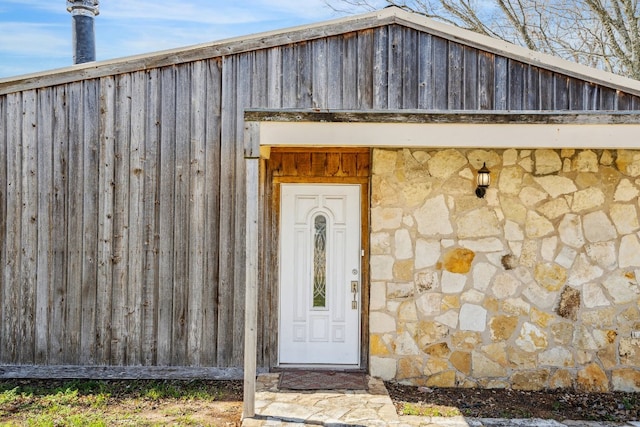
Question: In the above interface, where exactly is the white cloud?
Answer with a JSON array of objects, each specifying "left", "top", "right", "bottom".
[
  {"left": 1, "top": 0, "right": 66, "bottom": 14},
  {"left": 100, "top": 0, "right": 267, "bottom": 24},
  {"left": 0, "top": 23, "right": 68, "bottom": 56},
  {"left": 0, "top": 0, "right": 362, "bottom": 77}
]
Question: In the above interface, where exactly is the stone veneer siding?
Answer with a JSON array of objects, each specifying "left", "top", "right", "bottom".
[{"left": 369, "top": 148, "right": 640, "bottom": 392}]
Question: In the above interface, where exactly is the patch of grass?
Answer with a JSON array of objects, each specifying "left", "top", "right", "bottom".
[
  {"left": 401, "top": 402, "right": 462, "bottom": 417},
  {"left": 0, "top": 379, "right": 242, "bottom": 426},
  {"left": 622, "top": 396, "right": 636, "bottom": 410}
]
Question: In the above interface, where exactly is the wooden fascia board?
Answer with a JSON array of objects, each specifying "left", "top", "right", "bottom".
[{"left": 245, "top": 110, "right": 640, "bottom": 150}]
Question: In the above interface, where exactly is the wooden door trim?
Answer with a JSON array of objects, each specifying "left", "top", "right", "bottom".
[{"left": 266, "top": 148, "right": 371, "bottom": 370}]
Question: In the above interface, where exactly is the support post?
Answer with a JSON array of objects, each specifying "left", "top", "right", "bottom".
[{"left": 243, "top": 122, "right": 260, "bottom": 419}]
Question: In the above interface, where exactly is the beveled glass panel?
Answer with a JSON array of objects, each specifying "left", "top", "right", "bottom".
[{"left": 313, "top": 215, "right": 327, "bottom": 308}]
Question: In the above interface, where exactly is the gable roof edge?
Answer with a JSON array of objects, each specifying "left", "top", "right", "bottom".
[
  {"left": 390, "top": 8, "right": 640, "bottom": 97},
  {"left": 1, "top": 6, "right": 639, "bottom": 97},
  {"left": 0, "top": 8, "right": 400, "bottom": 95}
]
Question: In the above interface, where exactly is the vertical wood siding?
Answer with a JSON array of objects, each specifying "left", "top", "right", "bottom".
[{"left": 0, "top": 25, "right": 638, "bottom": 370}]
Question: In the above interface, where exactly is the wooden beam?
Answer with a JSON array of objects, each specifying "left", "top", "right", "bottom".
[
  {"left": 0, "top": 365, "right": 252, "bottom": 380},
  {"left": 245, "top": 110, "right": 640, "bottom": 150},
  {"left": 245, "top": 109, "right": 640, "bottom": 125},
  {"left": 243, "top": 155, "right": 259, "bottom": 419}
]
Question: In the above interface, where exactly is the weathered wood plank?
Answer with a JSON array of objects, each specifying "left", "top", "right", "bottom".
[
  {"left": 96, "top": 76, "right": 116, "bottom": 365},
  {"left": 555, "top": 74, "right": 570, "bottom": 110},
  {"left": 447, "top": 42, "right": 463, "bottom": 109},
  {"left": 402, "top": 27, "right": 418, "bottom": 108},
  {"left": 172, "top": 63, "right": 191, "bottom": 365},
  {"left": 539, "top": 69, "right": 554, "bottom": 110},
  {"left": 387, "top": 25, "right": 403, "bottom": 110},
  {"left": 508, "top": 60, "right": 525, "bottom": 109},
  {"left": 0, "top": 365, "right": 250, "bottom": 380},
  {"left": 80, "top": 80, "right": 100, "bottom": 365},
  {"left": 252, "top": 51, "right": 268, "bottom": 109},
  {"left": 525, "top": 66, "right": 539, "bottom": 110},
  {"left": 599, "top": 87, "right": 616, "bottom": 110},
  {"left": 126, "top": 71, "right": 147, "bottom": 366},
  {"left": 188, "top": 61, "right": 206, "bottom": 366},
  {"left": 357, "top": 29, "right": 374, "bottom": 109},
  {"left": 266, "top": 47, "right": 282, "bottom": 109},
  {"left": 233, "top": 52, "right": 252, "bottom": 366},
  {"left": 0, "top": 94, "right": 6, "bottom": 362},
  {"left": 281, "top": 45, "right": 297, "bottom": 107},
  {"left": 243, "top": 156, "right": 260, "bottom": 418},
  {"left": 20, "top": 89, "right": 37, "bottom": 364},
  {"left": 432, "top": 36, "right": 448, "bottom": 109},
  {"left": 157, "top": 66, "right": 177, "bottom": 366},
  {"left": 217, "top": 56, "right": 236, "bottom": 366},
  {"left": 477, "top": 51, "right": 494, "bottom": 110},
  {"left": 327, "top": 36, "right": 343, "bottom": 109},
  {"left": 342, "top": 33, "right": 358, "bottom": 109},
  {"left": 49, "top": 85, "right": 68, "bottom": 365},
  {"left": 201, "top": 58, "right": 222, "bottom": 366},
  {"left": 35, "top": 89, "right": 53, "bottom": 364},
  {"left": 141, "top": 68, "right": 161, "bottom": 366},
  {"left": 297, "top": 43, "right": 313, "bottom": 108},
  {"left": 262, "top": 161, "right": 278, "bottom": 368},
  {"left": 417, "top": 32, "right": 433, "bottom": 109},
  {"left": 569, "top": 79, "right": 584, "bottom": 110},
  {"left": 2, "top": 93, "right": 21, "bottom": 363},
  {"left": 463, "top": 46, "right": 478, "bottom": 110},
  {"left": 373, "top": 26, "right": 389, "bottom": 109},
  {"left": 66, "top": 82, "right": 84, "bottom": 364},
  {"left": 312, "top": 39, "right": 329, "bottom": 109},
  {"left": 494, "top": 56, "right": 508, "bottom": 110},
  {"left": 111, "top": 73, "right": 132, "bottom": 365},
  {"left": 616, "top": 91, "right": 632, "bottom": 110},
  {"left": 584, "top": 83, "right": 598, "bottom": 110}
]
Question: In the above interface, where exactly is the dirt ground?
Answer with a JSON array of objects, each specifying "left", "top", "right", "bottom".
[
  {"left": 386, "top": 382, "right": 640, "bottom": 422},
  {"left": 3, "top": 379, "right": 639, "bottom": 425}
]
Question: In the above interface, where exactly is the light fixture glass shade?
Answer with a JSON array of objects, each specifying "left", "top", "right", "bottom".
[
  {"left": 477, "top": 162, "right": 490, "bottom": 187},
  {"left": 475, "top": 162, "right": 490, "bottom": 198}
]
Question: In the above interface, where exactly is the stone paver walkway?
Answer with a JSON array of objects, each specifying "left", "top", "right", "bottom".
[{"left": 241, "top": 373, "right": 638, "bottom": 427}]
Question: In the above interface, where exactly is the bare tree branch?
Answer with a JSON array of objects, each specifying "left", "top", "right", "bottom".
[{"left": 323, "top": 0, "right": 640, "bottom": 79}]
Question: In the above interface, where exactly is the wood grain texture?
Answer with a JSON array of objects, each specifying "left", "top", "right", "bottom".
[{"left": 0, "top": 24, "right": 639, "bottom": 375}]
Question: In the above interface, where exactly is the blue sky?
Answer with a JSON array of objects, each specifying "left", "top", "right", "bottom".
[{"left": 0, "top": 0, "right": 379, "bottom": 78}]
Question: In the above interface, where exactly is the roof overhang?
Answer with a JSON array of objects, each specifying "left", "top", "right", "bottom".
[{"left": 245, "top": 110, "right": 640, "bottom": 151}]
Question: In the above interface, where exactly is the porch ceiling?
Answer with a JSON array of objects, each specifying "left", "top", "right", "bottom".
[{"left": 244, "top": 110, "right": 640, "bottom": 150}]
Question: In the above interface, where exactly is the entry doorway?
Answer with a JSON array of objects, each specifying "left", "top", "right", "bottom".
[{"left": 278, "top": 184, "right": 362, "bottom": 365}]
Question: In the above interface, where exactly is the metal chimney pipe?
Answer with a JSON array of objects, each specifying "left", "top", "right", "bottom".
[{"left": 66, "top": 0, "right": 99, "bottom": 64}]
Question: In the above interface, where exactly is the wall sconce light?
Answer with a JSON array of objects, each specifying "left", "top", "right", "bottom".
[{"left": 475, "top": 162, "right": 490, "bottom": 198}]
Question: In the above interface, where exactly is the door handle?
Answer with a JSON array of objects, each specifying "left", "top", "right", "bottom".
[{"left": 351, "top": 281, "right": 358, "bottom": 309}]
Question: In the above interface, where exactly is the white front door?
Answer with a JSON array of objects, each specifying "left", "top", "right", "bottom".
[{"left": 279, "top": 184, "right": 361, "bottom": 365}]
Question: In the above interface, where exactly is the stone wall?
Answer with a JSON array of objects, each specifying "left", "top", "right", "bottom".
[{"left": 369, "top": 148, "right": 640, "bottom": 392}]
